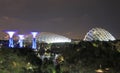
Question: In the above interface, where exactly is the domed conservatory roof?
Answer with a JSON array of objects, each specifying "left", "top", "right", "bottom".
[
  {"left": 24, "top": 32, "right": 71, "bottom": 43},
  {"left": 84, "top": 28, "right": 116, "bottom": 41}
]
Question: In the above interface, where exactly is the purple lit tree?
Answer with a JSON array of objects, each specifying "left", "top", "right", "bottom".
[
  {"left": 31, "top": 32, "right": 38, "bottom": 49},
  {"left": 6, "top": 31, "right": 16, "bottom": 48},
  {"left": 18, "top": 35, "right": 24, "bottom": 48}
]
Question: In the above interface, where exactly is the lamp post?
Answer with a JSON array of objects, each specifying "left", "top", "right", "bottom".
[
  {"left": 31, "top": 32, "right": 38, "bottom": 49},
  {"left": 18, "top": 34, "right": 24, "bottom": 48},
  {"left": 6, "top": 31, "right": 15, "bottom": 48}
]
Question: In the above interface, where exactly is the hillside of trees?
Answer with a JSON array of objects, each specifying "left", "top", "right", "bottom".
[
  {"left": 61, "top": 40, "right": 120, "bottom": 73},
  {"left": 0, "top": 40, "right": 119, "bottom": 73}
]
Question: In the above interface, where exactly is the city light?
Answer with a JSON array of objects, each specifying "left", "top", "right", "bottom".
[
  {"left": 6, "top": 31, "right": 16, "bottom": 48},
  {"left": 84, "top": 28, "right": 116, "bottom": 41},
  {"left": 18, "top": 34, "right": 24, "bottom": 48},
  {"left": 31, "top": 32, "right": 38, "bottom": 49},
  {"left": 31, "top": 32, "right": 38, "bottom": 38}
]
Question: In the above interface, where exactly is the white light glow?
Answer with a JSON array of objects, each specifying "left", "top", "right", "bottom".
[
  {"left": 25, "top": 32, "right": 71, "bottom": 43},
  {"left": 31, "top": 32, "right": 38, "bottom": 38},
  {"left": 6, "top": 31, "right": 16, "bottom": 48},
  {"left": 84, "top": 28, "right": 116, "bottom": 41},
  {"left": 18, "top": 35, "right": 24, "bottom": 48},
  {"left": 6, "top": 31, "right": 15, "bottom": 38},
  {"left": 18, "top": 35, "right": 24, "bottom": 40}
]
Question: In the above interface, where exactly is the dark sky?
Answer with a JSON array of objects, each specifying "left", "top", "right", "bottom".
[{"left": 0, "top": 0, "right": 119, "bottom": 39}]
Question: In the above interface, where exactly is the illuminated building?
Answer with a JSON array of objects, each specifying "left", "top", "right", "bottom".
[
  {"left": 6, "top": 31, "right": 15, "bottom": 48},
  {"left": 84, "top": 28, "right": 116, "bottom": 41},
  {"left": 25, "top": 32, "right": 71, "bottom": 43}
]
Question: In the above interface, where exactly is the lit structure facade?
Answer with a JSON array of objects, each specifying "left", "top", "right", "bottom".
[
  {"left": 25, "top": 32, "right": 71, "bottom": 43},
  {"left": 31, "top": 32, "right": 38, "bottom": 49},
  {"left": 18, "top": 35, "right": 24, "bottom": 48},
  {"left": 84, "top": 28, "right": 116, "bottom": 41},
  {"left": 6, "top": 31, "right": 15, "bottom": 48}
]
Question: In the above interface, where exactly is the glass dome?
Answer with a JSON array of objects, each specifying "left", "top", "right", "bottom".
[
  {"left": 25, "top": 32, "right": 71, "bottom": 43},
  {"left": 84, "top": 28, "right": 116, "bottom": 41}
]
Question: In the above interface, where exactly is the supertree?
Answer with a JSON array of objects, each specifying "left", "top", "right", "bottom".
[
  {"left": 31, "top": 32, "right": 38, "bottom": 49},
  {"left": 6, "top": 31, "right": 16, "bottom": 48},
  {"left": 18, "top": 34, "right": 24, "bottom": 48}
]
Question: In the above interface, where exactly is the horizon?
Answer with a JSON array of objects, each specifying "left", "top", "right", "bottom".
[{"left": 0, "top": 30, "right": 118, "bottom": 40}]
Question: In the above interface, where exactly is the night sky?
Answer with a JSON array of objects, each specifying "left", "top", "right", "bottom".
[{"left": 0, "top": 0, "right": 119, "bottom": 39}]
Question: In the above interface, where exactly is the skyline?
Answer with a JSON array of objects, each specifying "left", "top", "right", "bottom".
[{"left": 0, "top": 0, "right": 119, "bottom": 39}]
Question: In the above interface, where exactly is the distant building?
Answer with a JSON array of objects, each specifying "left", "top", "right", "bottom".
[
  {"left": 24, "top": 32, "right": 71, "bottom": 43},
  {"left": 84, "top": 28, "right": 116, "bottom": 41}
]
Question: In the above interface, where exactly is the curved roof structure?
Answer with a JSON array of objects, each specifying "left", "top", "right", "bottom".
[
  {"left": 25, "top": 32, "right": 71, "bottom": 43},
  {"left": 84, "top": 28, "right": 116, "bottom": 41}
]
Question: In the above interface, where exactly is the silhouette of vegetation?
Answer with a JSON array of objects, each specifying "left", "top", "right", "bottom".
[
  {"left": 0, "top": 40, "right": 119, "bottom": 73},
  {"left": 62, "top": 40, "right": 120, "bottom": 73}
]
